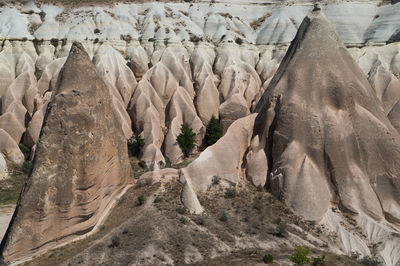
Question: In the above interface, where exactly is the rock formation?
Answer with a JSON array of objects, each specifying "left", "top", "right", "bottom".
[
  {"left": 179, "top": 9, "right": 400, "bottom": 266},
  {"left": 0, "top": 43, "right": 131, "bottom": 263}
]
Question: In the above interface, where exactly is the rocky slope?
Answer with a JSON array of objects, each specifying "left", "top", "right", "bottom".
[
  {"left": 0, "top": 0, "right": 399, "bottom": 169},
  {"left": 177, "top": 8, "right": 400, "bottom": 266}
]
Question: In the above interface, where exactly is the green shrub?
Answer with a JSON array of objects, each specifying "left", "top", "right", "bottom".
[
  {"left": 176, "top": 206, "right": 186, "bottom": 214},
  {"left": 137, "top": 195, "right": 145, "bottom": 206},
  {"left": 235, "top": 37, "right": 244, "bottom": 45},
  {"left": 204, "top": 115, "right": 223, "bottom": 147},
  {"left": 312, "top": 255, "right": 325, "bottom": 265},
  {"left": 18, "top": 143, "right": 31, "bottom": 161},
  {"left": 111, "top": 235, "right": 121, "bottom": 248},
  {"left": 219, "top": 211, "right": 228, "bottom": 222},
  {"left": 360, "top": 256, "right": 383, "bottom": 266},
  {"left": 290, "top": 246, "right": 311, "bottom": 266},
  {"left": 276, "top": 221, "right": 288, "bottom": 237},
  {"left": 176, "top": 123, "right": 196, "bottom": 157},
  {"left": 224, "top": 187, "right": 237, "bottom": 198},
  {"left": 127, "top": 134, "right": 145, "bottom": 157},
  {"left": 263, "top": 254, "right": 274, "bottom": 264},
  {"left": 22, "top": 161, "right": 33, "bottom": 174},
  {"left": 253, "top": 196, "right": 263, "bottom": 211},
  {"left": 212, "top": 175, "right": 220, "bottom": 185}
]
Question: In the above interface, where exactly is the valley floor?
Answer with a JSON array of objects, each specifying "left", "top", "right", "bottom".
[{"left": 24, "top": 176, "right": 361, "bottom": 266}]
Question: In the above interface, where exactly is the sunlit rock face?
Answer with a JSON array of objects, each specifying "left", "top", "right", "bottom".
[
  {"left": 177, "top": 9, "right": 400, "bottom": 266},
  {"left": 0, "top": 43, "right": 132, "bottom": 263}
]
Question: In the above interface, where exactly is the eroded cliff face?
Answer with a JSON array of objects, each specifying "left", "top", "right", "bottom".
[
  {"left": 176, "top": 9, "right": 400, "bottom": 266},
  {"left": 0, "top": 0, "right": 399, "bottom": 169},
  {"left": 0, "top": 42, "right": 132, "bottom": 263}
]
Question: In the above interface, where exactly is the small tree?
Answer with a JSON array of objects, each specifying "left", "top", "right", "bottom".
[
  {"left": 127, "top": 134, "right": 145, "bottom": 157},
  {"left": 204, "top": 115, "right": 222, "bottom": 147},
  {"left": 177, "top": 123, "right": 196, "bottom": 157}
]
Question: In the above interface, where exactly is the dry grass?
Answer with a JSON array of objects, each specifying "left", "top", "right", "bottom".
[
  {"left": 250, "top": 13, "right": 271, "bottom": 30},
  {"left": 0, "top": 166, "right": 27, "bottom": 206}
]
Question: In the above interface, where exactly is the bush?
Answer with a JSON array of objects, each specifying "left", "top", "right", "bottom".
[
  {"left": 22, "top": 161, "right": 33, "bottom": 174},
  {"left": 212, "top": 175, "right": 220, "bottom": 185},
  {"left": 263, "top": 254, "right": 274, "bottom": 264},
  {"left": 290, "top": 246, "right": 311, "bottom": 266},
  {"left": 137, "top": 195, "right": 145, "bottom": 206},
  {"left": 253, "top": 196, "right": 263, "bottom": 211},
  {"left": 204, "top": 115, "right": 223, "bottom": 147},
  {"left": 275, "top": 220, "right": 288, "bottom": 237},
  {"left": 235, "top": 37, "right": 244, "bottom": 45},
  {"left": 224, "top": 187, "right": 237, "bottom": 198},
  {"left": 360, "top": 256, "right": 383, "bottom": 266},
  {"left": 219, "top": 211, "right": 228, "bottom": 222},
  {"left": 18, "top": 143, "right": 31, "bottom": 161},
  {"left": 176, "top": 206, "right": 186, "bottom": 214},
  {"left": 312, "top": 255, "right": 325, "bottom": 266},
  {"left": 127, "top": 134, "right": 145, "bottom": 157},
  {"left": 176, "top": 123, "right": 196, "bottom": 157},
  {"left": 110, "top": 235, "right": 121, "bottom": 248}
]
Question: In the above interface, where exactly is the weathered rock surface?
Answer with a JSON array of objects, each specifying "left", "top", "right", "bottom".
[
  {"left": 0, "top": 42, "right": 131, "bottom": 263},
  {"left": 179, "top": 9, "right": 400, "bottom": 266}
]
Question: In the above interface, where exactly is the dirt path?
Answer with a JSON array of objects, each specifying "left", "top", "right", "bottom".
[{"left": 0, "top": 205, "right": 15, "bottom": 241}]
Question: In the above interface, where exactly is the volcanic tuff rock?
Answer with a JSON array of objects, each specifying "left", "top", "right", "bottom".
[
  {"left": 1, "top": 1, "right": 400, "bottom": 169},
  {"left": 178, "top": 9, "right": 400, "bottom": 266},
  {"left": 0, "top": 42, "right": 131, "bottom": 263}
]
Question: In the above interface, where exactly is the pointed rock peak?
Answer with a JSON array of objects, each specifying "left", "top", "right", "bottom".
[
  {"left": 252, "top": 0, "right": 400, "bottom": 227},
  {"left": 1, "top": 39, "right": 131, "bottom": 262}
]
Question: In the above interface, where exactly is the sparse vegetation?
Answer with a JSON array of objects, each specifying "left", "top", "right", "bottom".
[
  {"left": 235, "top": 37, "right": 244, "bottom": 45},
  {"left": 276, "top": 220, "right": 288, "bottom": 237},
  {"left": 219, "top": 211, "right": 228, "bottom": 222},
  {"left": 18, "top": 143, "right": 31, "bottom": 160},
  {"left": 250, "top": 13, "right": 271, "bottom": 30},
  {"left": 176, "top": 206, "right": 186, "bottom": 214},
  {"left": 212, "top": 175, "right": 220, "bottom": 185},
  {"left": 253, "top": 196, "right": 263, "bottom": 212},
  {"left": 224, "top": 187, "right": 237, "bottom": 198},
  {"left": 176, "top": 123, "right": 196, "bottom": 157},
  {"left": 22, "top": 161, "right": 33, "bottom": 175},
  {"left": 290, "top": 246, "right": 311, "bottom": 266},
  {"left": 312, "top": 255, "right": 326, "bottom": 265},
  {"left": 204, "top": 115, "right": 223, "bottom": 147},
  {"left": 137, "top": 195, "right": 145, "bottom": 206},
  {"left": 179, "top": 216, "right": 188, "bottom": 224},
  {"left": 360, "top": 256, "right": 383, "bottom": 266},
  {"left": 110, "top": 235, "right": 121, "bottom": 248},
  {"left": 127, "top": 134, "right": 145, "bottom": 158},
  {"left": 263, "top": 254, "right": 274, "bottom": 264}
]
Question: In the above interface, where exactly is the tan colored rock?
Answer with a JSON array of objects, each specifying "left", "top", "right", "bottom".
[
  {"left": 94, "top": 44, "right": 137, "bottom": 138},
  {"left": 0, "top": 43, "right": 132, "bottom": 263},
  {"left": 254, "top": 10, "right": 400, "bottom": 222},
  {"left": 368, "top": 62, "right": 400, "bottom": 116},
  {"left": 190, "top": 46, "right": 219, "bottom": 124},
  {"left": 182, "top": 114, "right": 257, "bottom": 193},
  {"left": 0, "top": 129, "right": 24, "bottom": 166}
]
